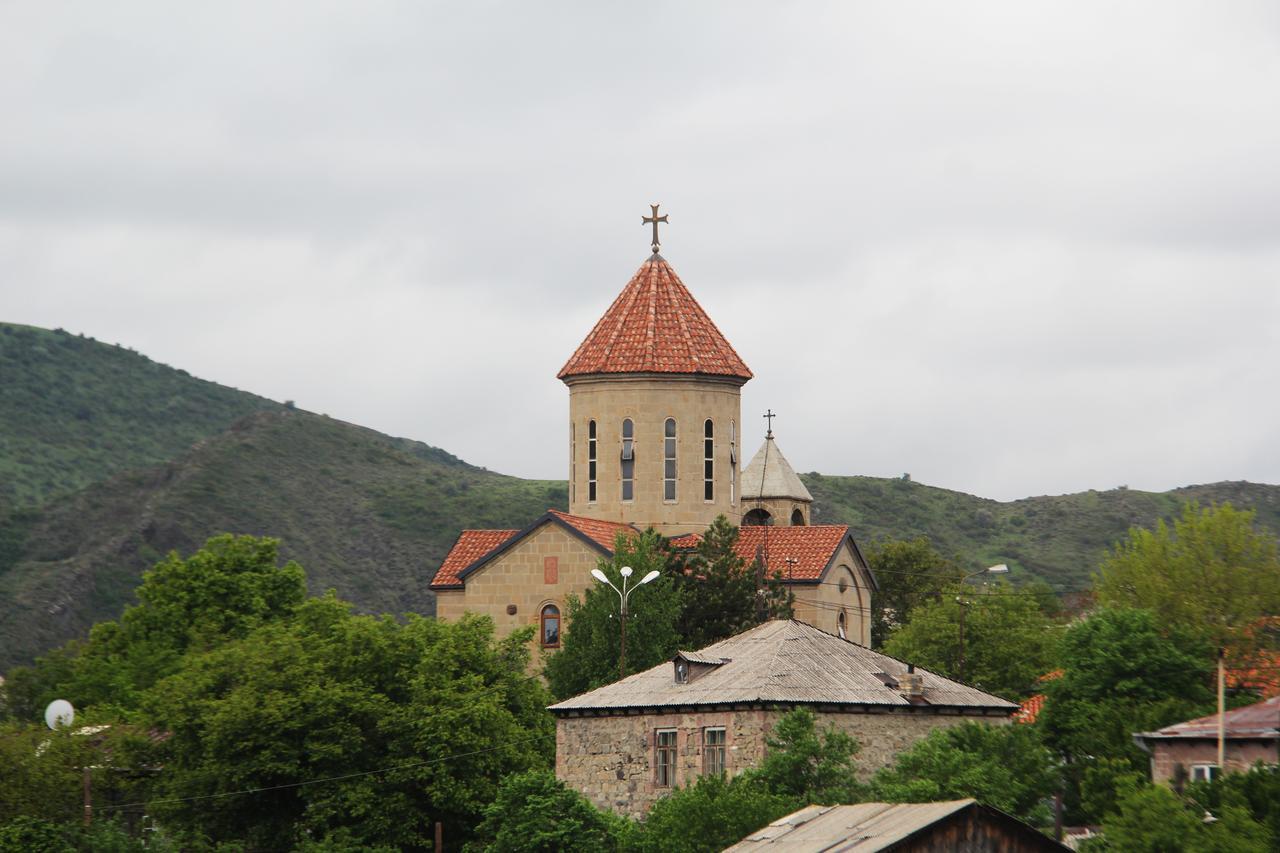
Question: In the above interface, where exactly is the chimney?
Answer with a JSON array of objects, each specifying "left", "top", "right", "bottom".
[{"left": 899, "top": 664, "right": 925, "bottom": 699}]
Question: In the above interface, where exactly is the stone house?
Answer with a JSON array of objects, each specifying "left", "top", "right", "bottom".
[
  {"left": 1134, "top": 695, "right": 1280, "bottom": 785},
  {"left": 549, "top": 620, "right": 1017, "bottom": 817},
  {"left": 430, "top": 229, "right": 878, "bottom": 650}
]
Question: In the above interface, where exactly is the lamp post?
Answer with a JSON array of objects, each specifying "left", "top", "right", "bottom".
[
  {"left": 957, "top": 564, "right": 1009, "bottom": 683},
  {"left": 591, "top": 565, "right": 661, "bottom": 681}
]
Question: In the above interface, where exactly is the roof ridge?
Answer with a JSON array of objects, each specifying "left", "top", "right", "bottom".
[{"left": 663, "top": 261, "right": 699, "bottom": 370}]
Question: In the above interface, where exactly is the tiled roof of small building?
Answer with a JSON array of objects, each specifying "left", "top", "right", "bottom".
[
  {"left": 549, "top": 620, "right": 1017, "bottom": 714},
  {"left": 430, "top": 511, "right": 635, "bottom": 590},
  {"left": 1137, "top": 695, "right": 1280, "bottom": 741},
  {"left": 669, "top": 525, "right": 868, "bottom": 586},
  {"left": 740, "top": 436, "right": 813, "bottom": 502},
  {"left": 558, "top": 255, "right": 752, "bottom": 381}
]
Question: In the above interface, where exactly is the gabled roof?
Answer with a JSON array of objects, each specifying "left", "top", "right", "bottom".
[
  {"left": 740, "top": 436, "right": 813, "bottom": 502},
  {"left": 1136, "top": 695, "right": 1280, "bottom": 741},
  {"left": 549, "top": 620, "right": 1017, "bottom": 714},
  {"left": 672, "top": 524, "right": 877, "bottom": 589},
  {"left": 557, "top": 255, "right": 752, "bottom": 381},
  {"left": 429, "top": 511, "right": 635, "bottom": 590}
]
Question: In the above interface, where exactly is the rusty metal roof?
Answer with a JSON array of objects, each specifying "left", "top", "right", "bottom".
[
  {"left": 549, "top": 620, "right": 1017, "bottom": 714},
  {"left": 1137, "top": 695, "right": 1280, "bottom": 741}
]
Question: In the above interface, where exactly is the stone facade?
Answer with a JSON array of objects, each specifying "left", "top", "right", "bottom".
[
  {"left": 1147, "top": 739, "right": 1279, "bottom": 785},
  {"left": 791, "top": 547, "right": 871, "bottom": 646},
  {"left": 566, "top": 374, "right": 745, "bottom": 535},
  {"left": 743, "top": 497, "right": 811, "bottom": 526},
  {"left": 556, "top": 707, "right": 1008, "bottom": 818}
]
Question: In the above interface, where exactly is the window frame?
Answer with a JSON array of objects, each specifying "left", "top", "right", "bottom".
[
  {"left": 703, "top": 727, "right": 726, "bottom": 777},
  {"left": 655, "top": 729, "right": 678, "bottom": 787},
  {"left": 729, "top": 420, "right": 737, "bottom": 505},
  {"left": 703, "top": 419, "right": 714, "bottom": 502},
  {"left": 1191, "top": 764, "right": 1219, "bottom": 783},
  {"left": 540, "top": 603, "right": 561, "bottom": 649},
  {"left": 570, "top": 422, "right": 576, "bottom": 504},
  {"left": 587, "top": 420, "right": 597, "bottom": 503},
  {"left": 621, "top": 418, "right": 635, "bottom": 501},
  {"left": 663, "top": 418, "right": 677, "bottom": 502}
]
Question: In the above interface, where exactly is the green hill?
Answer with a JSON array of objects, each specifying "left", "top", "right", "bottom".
[{"left": 0, "top": 323, "right": 280, "bottom": 507}]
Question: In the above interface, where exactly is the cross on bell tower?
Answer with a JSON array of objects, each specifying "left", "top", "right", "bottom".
[{"left": 764, "top": 408, "right": 776, "bottom": 439}]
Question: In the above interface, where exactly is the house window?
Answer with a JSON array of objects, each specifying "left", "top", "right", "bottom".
[
  {"left": 655, "top": 729, "right": 678, "bottom": 787},
  {"left": 587, "top": 420, "right": 597, "bottom": 502},
  {"left": 1191, "top": 764, "right": 1219, "bottom": 783},
  {"left": 729, "top": 420, "right": 737, "bottom": 505},
  {"left": 703, "top": 727, "right": 726, "bottom": 776},
  {"left": 570, "top": 422, "right": 576, "bottom": 504},
  {"left": 837, "top": 610, "right": 847, "bottom": 640},
  {"left": 540, "top": 604, "right": 561, "bottom": 648},
  {"left": 704, "top": 420, "right": 714, "bottom": 501},
  {"left": 621, "top": 419, "right": 635, "bottom": 501},
  {"left": 664, "top": 418, "right": 677, "bottom": 501}
]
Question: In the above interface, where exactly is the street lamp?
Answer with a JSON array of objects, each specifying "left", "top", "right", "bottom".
[
  {"left": 591, "top": 565, "right": 661, "bottom": 681},
  {"left": 957, "top": 564, "right": 1009, "bottom": 683}
]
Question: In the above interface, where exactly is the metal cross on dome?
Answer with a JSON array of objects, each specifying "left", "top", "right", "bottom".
[
  {"left": 643, "top": 203, "right": 668, "bottom": 254},
  {"left": 764, "top": 408, "right": 776, "bottom": 438}
]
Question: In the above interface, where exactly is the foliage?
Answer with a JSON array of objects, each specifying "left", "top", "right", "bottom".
[
  {"left": 673, "top": 515, "right": 793, "bottom": 649},
  {"left": 1095, "top": 502, "right": 1280, "bottom": 655},
  {"left": 862, "top": 537, "right": 963, "bottom": 647},
  {"left": 4, "top": 535, "right": 306, "bottom": 719},
  {"left": 1039, "top": 608, "right": 1216, "bottom": 823},
  {"left": 632, "top": 773, "right": 794, "bottom": 853},
  {"left": 1187, "top": 766, "right": 1280, "bottom": 849},
  {"left": 1087, "top": 780, "right": 1271, "bottom": 853},
  {"left": 752, "top": 708, "right": 866, "bottom": 805},
  {"left": 468, "top": 769, "right": 632, "bottom": 853},
  {"left": 544, "top": 530, "right": 683, "bottom": 700},
  {"left": 870, "top": 721, "right": 1059, "bottom": 825},
  {"left": 143, "top": 603, "right": 553, "bottom": 850},
  {"left": 881, "top": 580, "right": 1059, "bottom": 699},
  {"left": 0, "top": 816, "right": 75, "bottom": 853}
]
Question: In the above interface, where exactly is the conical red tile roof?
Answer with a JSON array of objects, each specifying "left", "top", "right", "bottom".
[{"left": 558, "top": 255, "right": 752, "bottom": 381}]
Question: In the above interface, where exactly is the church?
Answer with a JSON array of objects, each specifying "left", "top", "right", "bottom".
[{"left": 430, "top": 208, "right": 877, "bottom": 651}]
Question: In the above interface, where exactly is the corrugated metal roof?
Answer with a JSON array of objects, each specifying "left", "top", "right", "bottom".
[
  {"left": 723, "top": 801, "right": 976, "bottom": 852},
  {"left": 676, "top": 650, "right": 728, "bottom": 665},
  {"left": 1137, "top": 695, "right": 1280, "bottom": 741},
  {"left": 740, "top": 436, "right": 813, "bottom": 502},
  {"left": 549, "top": 620, "right": 1017, "bottom": 714}
]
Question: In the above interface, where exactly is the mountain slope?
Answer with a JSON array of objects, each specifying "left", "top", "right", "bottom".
[
  {"left": 0, "top": 410, "right": 567, "bottom": 670},
  {"left": 0, "top": 323, "right": 281, "bottom": 507}
]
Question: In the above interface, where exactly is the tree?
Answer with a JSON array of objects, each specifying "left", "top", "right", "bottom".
[
  {"left": 880, "top": 580, "right": 1059, "bottom": 699},
  {"left": 143, "top": 600, "right": 553, "bottom": 850},
  {"left": 544, "top": 530, "right": 682, "bottom": 700},
  {"left": 468, "top": 769, "right": 632, "bottom": 852},
  {"left": 752, "top": 708, "right": 866, "bottom": 805},
  {"left": 633, "top": 774, "right": 794, "bottom": 853},
  {"left": 862, "top": 537, "right": 963, "bottom": 647},
  {"left": 1090, "top": 780, "right": 1271, "bottom": 853},
  {"left": 673, "top": 516, "right": 792, "bottom": 650},
  {"left": 1096, "top": 503, "right": 1280, "bottom": 657},
  {"left": 870, "top": 722, "right": 1059, "bottom": 825}
]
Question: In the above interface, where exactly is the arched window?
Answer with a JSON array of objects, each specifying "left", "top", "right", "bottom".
[
  {"left": 570, "top": 422, "right": 576, "bottom": 504},
  {"left": 664, "top": 418, "right": 677, "bottom": 501},
  {"left": 703, "top": 420, "right": 714, "bottom": 501},
  {"left": 837, "top": 610, "right": 847, "bottom": 640},
  {"left": 540, "top": 604, "right": 561, "bottom": 648},
  {"left": 620, "top": 418, "right": 635, "bottom": 501},
  {"left": 743, "top": 508, "right": 771, "bottom": 526},
  {"left": 791, "top": 508, "right": 805, "bottom": 526},
  {"left": 729, "top": 420, "right": 737, "bottom": 504},
  {"left": 587, "top": 420, "right": 597, "bottom": 502}
]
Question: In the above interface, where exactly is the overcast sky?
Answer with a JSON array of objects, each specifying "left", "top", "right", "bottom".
[{"left": 3, "top": 1, "right": 1278, "bottom": 501}]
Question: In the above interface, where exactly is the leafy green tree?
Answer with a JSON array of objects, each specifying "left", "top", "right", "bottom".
[
  {"left": 1089, "top": 780, "right": 1271, "bottom": 853},
  {"left": 468, "top": 769, "right": 632, "bottom": 853},
  {"left": 0, "top": 816, "right": 75, "bottom": 853},
  {"left": 1187, "top": 767, "right": 1280, "bottom": 849},
  {"left": 870, "top": 721, "right": 1059, "bottom": 825},
  {"left": 881, "top": 580, "right": 1058, "bottom": 699},
  {"left": 1040, "top": 608, "right": 1215, "bottom": 823},
  {"left": 143, "top": 601, "right": 553, "bottom": 850},
  {"left": 633, "top": 774, "right": 794, "bottom": 853},
  {"left": 4, "top": 535, "right": 305, "bottom": 718},
  {"left": 1096, "top": 503, "right": 1280, "bottom": 656},
  {"left": 753, "top": 708, "right": 866, "bottom": 805},
  {"left": 673, "top": 516, "right": 793, "bottom": 650},
  {"left": 863, "top": 537, "right": 963, "bottom": 647},
  {"left": 544, "top": 530, "right": 682, "bottom": 700}
]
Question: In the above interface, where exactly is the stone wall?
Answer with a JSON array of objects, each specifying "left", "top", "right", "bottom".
[
  {"left": 556, "top": 706, "right": 1009, "bottom": 818},
  {"left": 790, "top": 543, "right": 873, "bottom": 646},
  {"left": 1149, "top": 739, "right": 1279, "bottom": 784}
]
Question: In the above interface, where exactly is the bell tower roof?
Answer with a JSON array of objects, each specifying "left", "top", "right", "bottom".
[
  {"left": 741, "top": 434, "right": 813, "bottom": 503},
  {"left": 558, "top": 255, "right": 752, "bottom": 383}
]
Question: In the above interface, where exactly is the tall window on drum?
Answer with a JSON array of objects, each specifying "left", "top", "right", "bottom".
[
  {"left": 704, "top": 420, "right": 714, "bottom": 501},
  {"left": 570, "top": 422, "right": 576, "bottom": 504},
  {"left": 729, "top": 420, "right": 737, "bottom": 504},
  {"left": 587, "top": 420, "right": 597, "bottom": 502},
  {"left": 620, "top": 418, "right": 635, "bottom": 501},
  {"left": 664, "top": 418, "right": 677, "bottom": 501}
]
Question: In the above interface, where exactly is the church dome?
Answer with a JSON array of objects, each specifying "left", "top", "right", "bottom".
[{"left": 558, "top": 255, "right": 752, "bottom": 382}]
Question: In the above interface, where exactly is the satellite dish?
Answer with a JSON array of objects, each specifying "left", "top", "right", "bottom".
[{"left": 45, "top": 699, "right": 75, "bottom": 730}]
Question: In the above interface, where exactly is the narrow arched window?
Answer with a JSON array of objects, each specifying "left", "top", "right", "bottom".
[
  {"left": 791, "top": 508, "right": 805, "bottom": 526},
  {"left": 837, "top": 610, "right": 847, "bottom": 640},
  {"left": 704, "top": 420, "right": 714, "bottom": 502},
  {"left": 664, "top": 418, "right": 677, "bottom": 501},
  {"left": 570, "top": 422, "right": 576, "bottom": 504},
  {"left": 541, "top": 604, "right": 561, "bottom": 648},
  {"left": 621, "top": 419, "right": 635, "bottom": 501},
  {"left": 587, "top": 420, "right": 597, "bottom": 502},
  {"left": 729, "top": 420, "right": 737, "bottom": 505}
]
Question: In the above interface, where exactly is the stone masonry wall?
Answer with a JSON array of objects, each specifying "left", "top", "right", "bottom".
[
  {"left": 1150, "top": 739, "right": 1279, "bottom": 784},
  {"left": 790, "top": 543, "right": 872, "bottom": 646},
  {"left": 556, "top": 706, "right": 1009, "bottom": 818}
]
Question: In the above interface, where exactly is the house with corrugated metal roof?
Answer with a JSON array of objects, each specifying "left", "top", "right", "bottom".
[
  {"left": 550, "top": 619, "right": 1017, "bottom": 817},
  {"left": 1134, "top": 695, "right": 1280, "bottom": 785}
]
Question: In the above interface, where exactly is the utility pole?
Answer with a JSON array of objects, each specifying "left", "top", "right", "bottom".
[
  {"left": 591, "top": 566, "right": 661, "bottom": 682},
  {"left": 1217, "top": 647, "right": 1226, "bottom": 773},
  {"left": 619, "top": 595, "right": 628, "bottom": 682},
  {"left": 956, "top": 597, "right": 970, "bottom": 682},
  {"left": 82, "top": 767, "right": 92, "bottom": 827}
]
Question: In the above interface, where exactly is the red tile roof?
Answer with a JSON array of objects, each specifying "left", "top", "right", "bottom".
[
  {"left": 558, "top": 256, "right": 752, "bottom": 381},
  {"left": 546, "top": 510, "right": 634, "bottom": 550},
  {"left": 430, "top": 529, "right": 519, "bottom": 589},
  {"left": 673, "top": 525, "right": 853, "bottom": 582},
  {"left": 1014, "top": 694, "right": 1046, "bottom": 724}
]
